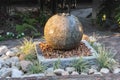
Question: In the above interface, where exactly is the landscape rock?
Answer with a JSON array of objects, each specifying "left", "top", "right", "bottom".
[
  {"left": 0, "top": 58, "right": 5, "bottom": 68},
  {"left": 45, "top": 67, "right": 55, "bottom": 76},
  {"left": 100, "top": 68, "right": 110, "bottom": 74},
  {"left": 94, "top": 72, "right": 102, "bottom": 75},
  {"left": 81, "top": 72, "right": 88, "bottom": 75},
  {"left": 71, "top": 71, "right": 79, "bottom": 75},
  {"left": 0, "top": 68, "right": 11, "bottom": 77},
  {"left": 88, "top": 68, "right": 97, "bottom": 74},
  {"left": 113, "top": 68, "right": 120, "bottom": 74},
  {"left": 11, "top": 68, "right": 23, "bottom": 77},
  {"left": 20, "top": 60, "right": 32, "bottom": 72},
  {"left": 62, "top": 71, "right": 69, "bottom": 76},
  {"left": 6, "top": 50, "right": 16, "bottom": 57},
  {"left": 65, "top": 67, "right": 75, "bottom": 73},
  {"left": 54, "top": 69, "right": 65, "bottom": 76},
  {"left": 5, "top": 56, "right": 19, "bottom": 67},
  {"left": 0, "top": 46, "right": 8, "bottom": 56}
]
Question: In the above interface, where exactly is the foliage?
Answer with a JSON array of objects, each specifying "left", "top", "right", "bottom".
[
  {"left": 0, "top": 35, "right": 5, "bottom": 41},
  {"left": 20, "top": 38, "right": 35, "bottom": 55},
  {"left": 72, "top": 57, "right": 89, "bottom": 74},
  {"left": 93, "top": 44, "right": 116, "bottom": 70},
  {"left": 97, "top": 0, "right": 120, "bottom": 30},
  {"left": 28, "top": 61, "right": 44, "bottom": 74},
  {"left": 53, "top": 58, "right": 61, "bottom": 70},
  {"left": 24, "top": 53, "right": 37, "bottom": 62}
]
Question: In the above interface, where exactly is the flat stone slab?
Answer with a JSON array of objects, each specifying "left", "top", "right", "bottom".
[{"left": 36, "top": 40, "right": 97, "bottom": 68}]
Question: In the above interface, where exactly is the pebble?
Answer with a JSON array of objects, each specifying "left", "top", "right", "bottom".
[
  {"left": 62, "top": 71, "right": 69, "bottom": 76},
  {"left": 71, "top": 71, "right": 79, "bottom": 75},
  {"left": 65, "top": 67, "right": 75, "bottom": 73},
  {"left": 54, "top": 69, "right": 65, "bottom": 76},
  {"left": 100, "top": 68, "right": 110, "bottom": 74},
  {"left": 113, "top": 68, "right": 120, "bottom": 74},
  {"left": 0, "top": 68, "right": 11, "bottom": 77},
  {"left": 0, "top": 46, "right": 8, "bottom": 56}
]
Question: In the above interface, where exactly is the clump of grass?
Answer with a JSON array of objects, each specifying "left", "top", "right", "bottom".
[
  {"left": 20, "top": 38, "right": 35, "bottom": 55},
  {"left": 28, "top": 61, "right": 44, "bottom": 74},
  {"left": 53, "top": 58, "right": 61, "bottom": 70},
  {"left": 95, "top": 45, "right": 116, "bottom": 69},
  {"left": 72, "top": 57, "right": 89, "bottom": 74},
  {"left": 24, "top": 53, "right": 37, "bottom": 61}
]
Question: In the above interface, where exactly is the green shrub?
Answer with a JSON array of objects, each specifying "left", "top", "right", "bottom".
[
  {"left": 53, "top": 58, "right": 61, "bottom": 70},
  {"left": 72, "top": 57, "right": 89, "bottom": 74},
  {"left": 95, "top": 45, "right": 116, "bottom": 70},
  {"left": 28, "top": 61, "right": 44, "bottom": 74},
  {"left": 20, "top": 38, "right": 35, "bottom": 55}
]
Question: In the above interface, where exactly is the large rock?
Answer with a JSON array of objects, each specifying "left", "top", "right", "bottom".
[
  {"left": 20, "top": 60, "right": 32, "bottom": 72},
  {"left": 44, "top": 13, "right": 83, "bottom": 50}
]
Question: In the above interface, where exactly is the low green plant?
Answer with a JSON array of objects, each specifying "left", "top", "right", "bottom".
[
  {"left": 0, "top": 35, "right": 5, "bottom": 41},
  {"left": 20, "top": 38, "right": 35, "bottom": 55},
  {"left": 53, "top": 58, "right": 61, "bottom": 70},
  {"left": 25, "top": 53, "right": 37, "bottom": 61},
  {"left": 72, "top": 57, "right": 89, "bottom": 74},
  {"left": 16, "top": 23, "right": 37, "bottom": 34},
  {"left": 95, "top": 45, "right": 116, "bottom": 70},
  {"left": 28, "top": 61, "right": 44, "bottom": 74}
]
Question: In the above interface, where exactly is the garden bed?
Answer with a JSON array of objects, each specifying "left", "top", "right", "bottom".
[{"left": 36, "top": 40, "right": 97, "bottom": 68}]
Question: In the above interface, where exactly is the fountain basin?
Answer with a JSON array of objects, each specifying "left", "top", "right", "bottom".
[{"left": 36, "top": 40, "right": 97, "bottom": 68}]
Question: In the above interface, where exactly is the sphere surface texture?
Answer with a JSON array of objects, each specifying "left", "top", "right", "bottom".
[{"left": 44, "top": 13, "right": 83, "bottom": 50}]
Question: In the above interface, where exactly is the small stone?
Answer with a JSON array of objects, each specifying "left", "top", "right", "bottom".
[
  {"left": 20, "top": 60, "right": 32, "bottom": 72},
  {"left": 11, "top": 68, "right": 23, "bottom": 77},
  {"left": 71, "top": 71, "right": 79, "bottom": 75},
  {"left": 65, "top": 67, "right": 75, "bottom": 73},
  {"left": 5, "top": 56, "right": 19, "bottom": 67},
  {"left": 100, "top": 68, "right": 110, "bottom": 74},
  {"left": 0, "top": 68, "right": 11, "bottom": 77},
  {"left": 113, "top": 68, "right": 120, "bottom": 74},
  {"left": 81, "top": 72, "right": 88, "bottom": 75},
  {"left": 54, "top": 69, "right": 65, "bottom": 76},
  {"left": 0, "top": 58, "right": 5, "bottom": 68},
  {"left": 45, "top": 67, "right": 55, "bottom": 76},
  {"left": 0, "top": 46, "right": 8, "bottom": 56},
  {"left": 94, "top": 72, "right": 102, "bottom": 75},
  {"left": 62, "top": 71, "right": 69, "bottom": 76},
  {"left": 6, "top": 50, "right": 16, "bottom": 57},
  {"left": 88, "top": 68, "right": 97, "bottom": 74}
]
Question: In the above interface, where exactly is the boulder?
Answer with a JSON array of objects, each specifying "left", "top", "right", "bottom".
[{"left": 44, "top": 13, "right": 83, "bottom": 50}]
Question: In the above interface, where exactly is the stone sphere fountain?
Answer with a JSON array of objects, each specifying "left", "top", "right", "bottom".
[{"left": 44, "top": 13, "right": 83, "bottom": 50}]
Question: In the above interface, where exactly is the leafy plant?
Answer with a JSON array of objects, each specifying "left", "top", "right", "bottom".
[
  {"left": 20, "top": 38, "right": 35, "bottom": 55},
  {"left": 28, "top": 61, "right": 44, "bottom": 74},
  {"left": 0, "top": 35, "right": 5, "bottom": 41},
  {"left": 97, "top": 0, "right": 120, "bottom": 30},
  {"left": 16, "top": 23, "right": 37, "bottom": 34},
  {"left": 53, "top": 58, "right": 61, "bottom": 70},
  {"left": 94, "top": 44, "right": 116, "bottom": 70},
  {"left": 72, "top": 57, "right": 89, "bottom": 74}
]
